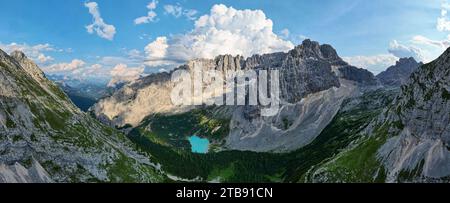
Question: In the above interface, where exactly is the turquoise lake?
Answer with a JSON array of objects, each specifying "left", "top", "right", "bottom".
[{"left": 188, "top": 135, "right": 209, "bottom": 153}]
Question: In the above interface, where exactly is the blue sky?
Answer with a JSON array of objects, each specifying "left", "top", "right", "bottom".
[{"left": 0, "top": 0, "right": 448, "bottom": 84}]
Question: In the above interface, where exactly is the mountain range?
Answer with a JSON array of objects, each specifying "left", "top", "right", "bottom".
[{"left": 1, "top": 39, "right": 448, "bottom": 182}]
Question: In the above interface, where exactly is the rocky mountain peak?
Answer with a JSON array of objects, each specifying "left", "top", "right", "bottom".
[
  {"left": 397, "top": 57, "right": 417, "bottom": 66},
  {"left": 376, "top": 57, "right": 421, "bottom": 87},
  {"left": 290, "top": 39, "right": 340, "bottom": 62},
  {"left": 291, "top": 39, "right": 320, "bottom": 58},
  {"left": 10, "top": 50, "right": 46, "bottom": 82},
  {"left": 0, "top": 48, "right": 8, "bottom": 58},
  {"left": 10, "top": 50, "right": 27, "bottom": 61}
]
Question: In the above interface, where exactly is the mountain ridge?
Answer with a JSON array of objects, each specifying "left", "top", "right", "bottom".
[
  {"left": 304, "top": 47, "right": 450, "bottom": 182},
  {"left": 0, "top": 49, "right": 164, "bottom": 182},
  {"left": 92, "top": 39, "right": 381, "bottom": 152}
]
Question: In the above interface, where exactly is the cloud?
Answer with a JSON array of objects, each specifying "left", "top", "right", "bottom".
[
  {"left": 183, "top": 9, "right": 198, "bottom": 20},
  {"left": 37, "top": 54, "right": 54, "bottom": 63},
  {"left": 0, "top": 42, "right": 56, "bottom": 64},
  {"left": 144, "top": 36, "right": 169, "bottom": 65},
  {"left": 280, "top": 29, "right": 290, "bottom": 38},
  {"left": 345, "top": 40, "right": 425, "bottom": 74},
  {"left": 342, "top": 54, "right": 399, "bottom": 74},
  {"left": 144, "top": 4, "right": 294, "bottom": 67},
  {"left": 134, "top": 11, "right": 157, "bottom": 24},
  {"left": 127, "top": 49, "right": 143, "bottom": 59},
  {"left": 437, "top": 2, "right": 450, "bottom": 32},
  {"left": 164, "top": 5, "right": 182, "bottom": 17},
  {"left": 139, "top": 33, "right": 152, "bottom": 40},
  {"left": 85, "top": 2, "right": 116, "bottom": 40},
  {"left": 108, "top": 64, "right": 144, "bottom": 86},
  {"left": 401, "top": 0, "right": 450, "bottom": 63},
  {"left": 71, "top": 64, "right": 104, "bottom": 77},
  {"left": 411, "top": 35, "right": 450, "bottom": 49},
  {"left": 147, "top": 0, "right": 157, "bottom": 10},
  {"left": 98, "top": 56, "right": 134, "bottom": 66},
  {"left": 134, "top": 0, "right": 159, "bottom": 24},
  {"left": 44, "top": 56, "right": 144, "bottom": 84},
  {"left": 44, "top": 59, "right": 86, "bottom": 73},
  {"left": 164, "top": 4, "right": 197, "bottom": 20},
  {"left": 388, "top": 40, "right": 424, "bottom": 62}
]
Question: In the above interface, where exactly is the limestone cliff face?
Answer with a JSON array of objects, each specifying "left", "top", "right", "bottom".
[
  {"left": 226, "top": 40, "right": 366, "bottom": 152},
  {"left": 376, "top": 49, "right": 450, "bottom": 182},
  {"left": 0, "top": 159, "right": 52, "bottom": 183},
  {"left": 279, "top": 41, "right": 341, "bottom": 103},
  {"left": 93, "top": 71, "right": 176, "bottom": 127},
  {"left": 0, "top": 49, "right": 162, "bottom": 182},
  {"left": 93, "top": 40, "right": 367, "bottom": 127},
  {"left": 306, "top": 48, "right": 450, "bottom": 183},
  {"left": 93, "top": 40, "right": 378, "bottom": 152}
]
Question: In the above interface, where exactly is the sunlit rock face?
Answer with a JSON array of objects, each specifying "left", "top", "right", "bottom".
[{"left": 0, "top": 49, "right": 163, "bottom": 183}]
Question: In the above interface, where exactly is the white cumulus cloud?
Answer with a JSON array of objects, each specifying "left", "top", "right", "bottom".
[
  {"left": 108, "top": 64, "right": 144, "bottom": 87},
  {"left": 144, "top": 4, "right": 294, "bottom": 67},
  {"left": 37, "top": 54, "right": 54, "bottom": 63},
  {"left": 0, "top": 42, "right": 56, "bottom": 64},
  {"left": 388, "top": 40, "right": 424, "bottom": 62},
  {"left": 85, "top": 2, "right": 116, "bottom": 40},
  {"left": 44, "top": 59, "right": 86, "bottom": 73},
  {"left": 71, "top": 64, "right": 105, "bottom": 77},
  {"left": 135, "top": 0, "right": 159, "bottom": 24},
  {"left": 144, "top": 36, "right": 171, "bottom": 66}
]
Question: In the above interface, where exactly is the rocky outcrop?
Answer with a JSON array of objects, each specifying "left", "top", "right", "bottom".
[
  {"left": 226, "top": 79, "right": 357, "bottom": 152},
  {"left": 92, "top": 71, "right": 177, "bottom": 127},
  {"left": 306, "top": 47, "right": 450, "bottom": 183},
  {"left": 0, "top": 49, "right": 163, "bottom": 182},
  {"left": 0, "top": 159, "right": 52, "bottom": 183},
  {"left": 376, "top": 57, "right": 421, "bottom": 87},
  {"left": 279, "top": 41, "right": 340, "bottom": 103},
  {"left": 225, "top": 40, "right": 364, "bottom": 152},
  {"left": 375, "top": 50, "right": 450, "bottom": 182},
  {"left": 338, "top": 66, "right": 378, "bottom": 86}
]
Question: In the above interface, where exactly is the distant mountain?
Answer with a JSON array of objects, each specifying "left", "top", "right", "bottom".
[
  {"left": 305, "top": 48, "right": 450, "bottom": 183},
  {"left": 0, "top": 49, "right": 163, "bottom": 182},
  {"left": 376, "top": 57, "right": 422, "bottom": 87},
  {"left": 47, "top": 75, "right": 117, "bottom": 111}
]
